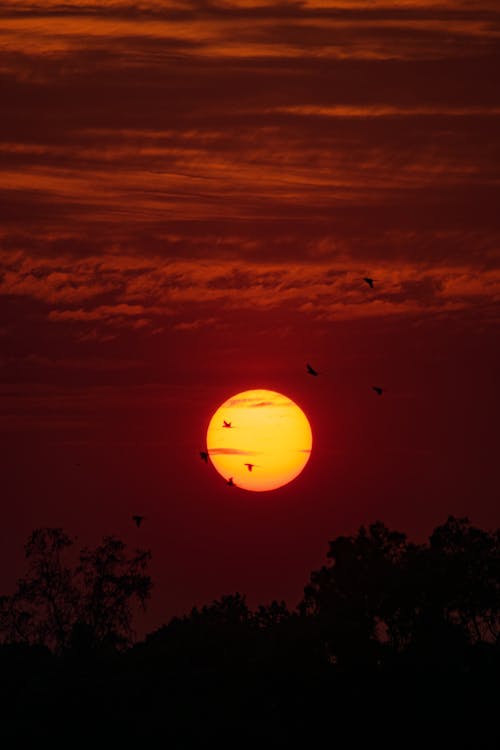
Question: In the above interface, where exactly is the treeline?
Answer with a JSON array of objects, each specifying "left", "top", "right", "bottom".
[{"left": 0, "top": 517, "right": 499, "bottom": 744}]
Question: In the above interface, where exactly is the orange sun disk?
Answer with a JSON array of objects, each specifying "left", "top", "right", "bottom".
[{"left": 206, "top": 389, "right": 312, "bottom": 492}]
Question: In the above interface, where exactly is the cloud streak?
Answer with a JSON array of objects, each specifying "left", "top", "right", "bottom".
[
  {"left": 1, "top": 250, "right": 499, "bottom": 335},
  {"left": 208, "top": 448, "right": 262, "bottom": 456},
  {"left": 0, "top": 0, "right": 498, "bottom": 358}
]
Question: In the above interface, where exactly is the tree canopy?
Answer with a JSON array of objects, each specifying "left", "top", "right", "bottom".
[{"left": 0, "top": 528, "right": 152, "bottom": 653}]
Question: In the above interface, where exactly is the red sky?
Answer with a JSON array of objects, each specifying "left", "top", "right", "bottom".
[{"left": 1, "top": 0, "right": 499, "bottom": 634}]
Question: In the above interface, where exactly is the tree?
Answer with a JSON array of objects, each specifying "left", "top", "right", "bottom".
[
  {"left": 0, "top": 528, "right": 152, "bottom": 653},
  {"left": 300, "top": 516, "right": 500, "bottom": 665},
  {"left": 425, "top": 516, "right": 499, "bottom": 643},
  {"left": 301, "top": 521, "right": 411, "bottom": 664},
  {"left": 381, "top": 516, "right": 500, "bottom": 657},
  {"left": 77, "top": 536, "right": 152, "bottom": 649}
]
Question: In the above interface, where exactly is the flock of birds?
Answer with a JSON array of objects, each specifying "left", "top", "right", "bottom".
[
  {"left": 132, "top": 277, "right": 381, "bottom": 522},
  {"left": 201, "top": 447, "right": 254, "bottom": 472},
  {"left": 305, "top": 278, "right": 381, "bottom": 392},
  {"left": 305, "top": 360, "right": 384, "bottom": 395}
]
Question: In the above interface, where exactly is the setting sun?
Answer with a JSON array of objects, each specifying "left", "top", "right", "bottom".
[{"left": 206, "top": 389, "right": 312, "bottom": 492}]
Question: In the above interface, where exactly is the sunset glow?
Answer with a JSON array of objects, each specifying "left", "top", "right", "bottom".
[{"left": 1, "top": 0, "right": 498, "bottom": 661}]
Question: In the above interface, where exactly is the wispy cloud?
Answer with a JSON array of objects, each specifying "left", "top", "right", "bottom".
[
  {"left": 208, "top": 447, "right": 262, "bottom": 456},
  {"left": 0, "top": 0, "right": 498, "bottom": 360},
  {"left": 48, "top": 304, "right": 149, "bottom": 322},
  {"left": 173, "top": 317, "right": 218, "bottom": 332},
  {"left": 2, "top": 250, "right": 499, "bottom": 334},
  {"left": 273, "top": 105, "right": 500, "bottom": 118}
]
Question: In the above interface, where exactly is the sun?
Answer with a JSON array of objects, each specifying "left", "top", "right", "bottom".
[{"left": 206, "top": 389, "right": 312, "bottom": 492}]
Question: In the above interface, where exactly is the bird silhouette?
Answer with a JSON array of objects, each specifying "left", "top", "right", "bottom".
[
  {"left": 227, "top": 477, "right": 235, "bottom": 486},
  {"left": 223, "top": 420, "right": 232, "bottom": 428},
  {"left": 363, "top": 277, "right": 375, "bottom": 289},
  {"left": 200, "top": 451, "right": 209, "bottom": 463},
  {"left": 306, "top": 363, "right": 318, "bottom": 376},
  {"left": 244, "top": 463, "right": 254, "bottom": 472},
  {"left": 372, "top": 386, "right": 383, "bottom": 396},
  {"left": 132, "top": 515, "right": 145, "bottom": 527}
]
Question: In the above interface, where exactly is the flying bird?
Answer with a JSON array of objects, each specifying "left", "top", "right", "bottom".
[
  {"left": 200, "top": 451, "right": 209, "bottom": 463},
  {"left": 306, "top": 363, "right": 318, "bottom": 376},
  {"left": 223, "top": 420, "right": 232, "bottom": 428},
  {"left": 244, "top": 463, "right": 255, "bottom": 472},
  {"left": 372, "top": 386, "right": 383, "bottom": 396},
  {"left": 227, "top": 477, "right": 235, "bottom": 486},
  {"left": 132, "top": 515, "right": 145, "bottom": 527},
  {"left": 363, "top": 277, "right": 375, "bottom": 289}
]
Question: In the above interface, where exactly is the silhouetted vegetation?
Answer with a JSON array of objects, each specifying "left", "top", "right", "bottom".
[
  {"left": 0, "top": 517, "right": 498, "bottom": 745},
  {"left": 0, "top": 528, "right": 151, "bottom": 653}
]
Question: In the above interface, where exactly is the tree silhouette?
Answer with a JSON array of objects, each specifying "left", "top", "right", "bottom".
[
  {"left": 394, "top": 516, "right": 500, "bottom": 660},
  {"left": 301, "top": 521, "right": 411, "bottom": 665},
  {"left": 0, "top": 517, "right": 499, "bottom": 745},
  {"left": 0, "top": 528, "right": 152, "bottom": 653},
  {"left": 300, "top": 516, "right": 500, "bottom": 665},
  {"left": 427, "top": 516, "right": 500, "bottom": 643},
  {"left": 77, "top": 535, "right": 152, "bottom": 649}
]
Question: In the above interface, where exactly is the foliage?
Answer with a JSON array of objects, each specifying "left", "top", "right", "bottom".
[
  {"left": 0, "top": 517, "right": 499, "bottom": 744},
  {"left": 1, "top": 515, "right": 499, "bottom": 667},
  {"left": 0, "top": 528, "right": 152, "bottom": 653},
  {"left": 300, "top": 516, "right": 500, "bottom": 664}
]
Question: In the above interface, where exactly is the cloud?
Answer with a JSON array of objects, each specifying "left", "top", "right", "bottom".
[
  {"left": 226, "top": 395, "right": 295, "bottom": 407},
  {"left": 208, "top": 448, "right": 262, "bottom": 456},
  {"left": 0, "top": 0, "right": 498, "bottom": 344},
  {"left": 77, "top": 328, "right": 117, "bottom": 342},
  {"left": 2, "top": 248, "right": 500, "bottom": 332},
  {"left": 273, "top": 105, "right": 500, "bottom": 118},
  {"left": 0, "top": 354, "right": 144, "bottom": 370},
  {"left": 48, "top": 304, "right": 149, "bottom": 322},
  {"left": 173, "top": 317, "right": 218, "bottom": 331}
]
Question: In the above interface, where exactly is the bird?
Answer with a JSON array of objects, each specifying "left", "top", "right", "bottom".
[
  {"left": 227, "top": 477, "right": 235, "bottom": 486},
  {"left": 132, "top": 515, "right": 145, "bottom": 527},
  {"left": 200, "top": 451, "right": 209, "bottom": 463},
  {"left": 306, "top": 363, "right": 318, "bottom": 376},
  {"left": 372, "top": 386, "right": 383, "bottom": 396},
  {"left": 363, "top": 277, "right": 375, "bottom": 289},
  {"left": 223, "top": 420, "right": 232, "bottom": 428},
  {"left": 244, "top": 463, "right": 254, "bottom": 472}
]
